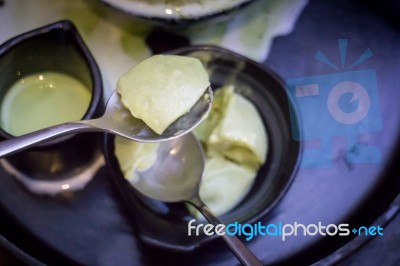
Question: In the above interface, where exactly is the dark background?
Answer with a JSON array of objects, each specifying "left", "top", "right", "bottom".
[{"left": 1, "top": 0, "right": 399, "bottom": 265}]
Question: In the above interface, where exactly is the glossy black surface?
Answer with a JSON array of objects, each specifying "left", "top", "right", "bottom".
[{"left": 0, "top": 0, "right": 400, "bottom": 265}]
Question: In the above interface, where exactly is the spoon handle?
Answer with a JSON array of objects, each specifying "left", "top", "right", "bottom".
[
  {"left": 191, "top": 197, "right": 263, "bottom": 266},
  {"left": 0, "top": 122, "right": 96, "bottom": 158}
]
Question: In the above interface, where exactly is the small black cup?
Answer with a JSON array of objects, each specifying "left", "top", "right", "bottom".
[{"left": 0, "top": 20, "right": 103, "bottom": 183}]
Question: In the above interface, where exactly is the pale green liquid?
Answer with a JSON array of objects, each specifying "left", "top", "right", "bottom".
[{"left": 1, "top": 72, "right": 91, "bottom": 136}]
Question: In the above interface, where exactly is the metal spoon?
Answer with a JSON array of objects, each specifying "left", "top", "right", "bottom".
[
  {"left": 132, "top": 133, "right": 263, "bottom": 266},
  {"left": 0, "top": 88, "right": 212, "bottom": 158}
]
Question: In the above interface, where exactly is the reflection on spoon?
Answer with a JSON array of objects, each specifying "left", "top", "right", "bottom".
[
  {"left": 132, "top": 133, "right": 263, "bottom": 266},
  {"left": 0, "top": 88, "right": 212, "bottom": 158}
]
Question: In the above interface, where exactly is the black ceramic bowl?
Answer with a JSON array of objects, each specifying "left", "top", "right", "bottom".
[
  {"left": 104, "top": 45, "right": 301, "bottom": 250},
  {"left": 98, "top": 0, "right": 257, "bottom": 28}
]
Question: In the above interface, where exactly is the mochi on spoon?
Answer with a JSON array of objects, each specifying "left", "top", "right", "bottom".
[{"left": 117, "top": 55, "right": 210, "bottom": 135}]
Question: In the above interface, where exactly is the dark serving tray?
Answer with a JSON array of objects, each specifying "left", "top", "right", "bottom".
[{"left": 1, "top": 0, "right": 400, "bottom": 265}]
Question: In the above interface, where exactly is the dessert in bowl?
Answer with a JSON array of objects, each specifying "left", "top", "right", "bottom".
[{"left": 104, "top": 45, "right": 301, "bottom": 250}]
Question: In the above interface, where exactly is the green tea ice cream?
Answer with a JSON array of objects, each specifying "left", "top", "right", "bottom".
[
  {"left": 115, "top": 85, "right": 268, "bottom": 216},
  {"left": 117, "top": 55, "right": 210, "bottom": 134}
]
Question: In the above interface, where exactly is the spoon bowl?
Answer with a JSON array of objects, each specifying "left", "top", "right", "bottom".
[
  {"left": 0, "top": 88, "right": 212, "bottom": 158},
  {"left": 133, "top": 133, "right": 203, "bottom": 202},
  {"left": 132, "top": 133, "right": 263, "bottom": 266}
]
